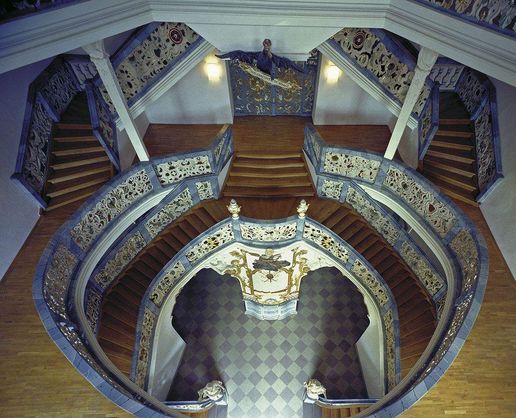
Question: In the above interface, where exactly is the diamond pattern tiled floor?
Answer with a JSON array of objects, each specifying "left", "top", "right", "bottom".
[{"left": 168, "top": 267, "right": 369, "bottom": 418}]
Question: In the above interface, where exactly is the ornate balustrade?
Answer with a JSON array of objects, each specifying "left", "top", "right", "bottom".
[
  {"left": 413, "top": 0, "right": 515, "bottom": 37},
  {"left": 133, "top": 210, "right": 401, "bottom": 398},
  {"left": 11, "top": 54, "right": 119, "bottom": 207},
  {"left": 33, "top": 127, "right": 233, "bottom": 417},
  {"left": 303, "top": 124, "right": 488, "bottom": 417},
  {"left": 94, "top": 21, "right": 213, "bottom": 121},
  {"left": 320, "top": 28, "right": 439, "bottom": 154}
]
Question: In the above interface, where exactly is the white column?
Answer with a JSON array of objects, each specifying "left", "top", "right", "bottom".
[
  {"left": 384, "top": 47, "right": 439, "bottom": 160},
  {"left": 82, "top": 40, "right": 150, "bottom": 161}
]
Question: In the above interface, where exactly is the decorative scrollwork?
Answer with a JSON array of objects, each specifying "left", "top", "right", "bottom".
[
  {"left": 474, "top": 102, "right": 497, "bottom": 191},
  {"left": 154, "top": 156, "right": 212, "bottom": 186},
  {"left": 303, "top": 222, "right": 349, "bottom": 263},
  {"left": 22, "top": 99, "right": 53, "bottom": 192},
  {"left": 135, "top": 309, "right": 157, "bottom": 388},
  {"left": 456, "top": 68, "right": 487, "bottom": 114},
  {"left": 94, "top": 92, "right": 114, "bottom": 147},
  {"left": 39, "top": 63, "right": 79, "bottom": 117},
  {"left": 71, "top": 170, "right": 152, "bottom": 250},
  {"left": 195, "top": 181, "right": 214, "bottom": 200},
  {"left": 321, "top": 179, "right": 343, "bottom": 200},
  {"left": 430, "top": 64, "right": 464, "bottom": 90},
  {"left": 145, "top": 189, "right": 193, "bottom": 238},
  {"left": 384, "top": 309, "right": 397, "bottom": 390},
  {"left": 383, "top": 167, "right": 456, "bottom": 237},
  {"left": 85, "top": 288, "right": 102, "bottom": 332},
  {"left": 323, "top": 151, "right": 380, "bottom": 182},
  {"left": 351, "top": 259, "right": 389, "bottom": 306},
  {"left": 240, "top": 223, "right": 297, "bottom": 242},
  {"left": 150, "top": 261, "right": 186, "bottom": 307},
  {"left": 43, "top": 245, "right": 78, "bottom": 319},
  {"left": 449, "top": 229, "right": 479, "bottom": 295},
  {"left": 400, "top": 242, "right": 445, "bottom": 296},
  {"left": 186, "top": 223, "right": 234, "bottom": 263},
  {"left": 345, "top": 187, "right": 400, "bottom": 245},
  {"left": 94, "top": 233, "right": 147, "bottom": 289}
]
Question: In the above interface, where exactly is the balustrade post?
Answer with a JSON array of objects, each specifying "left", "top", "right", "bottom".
[
  {"left": 82, "top": 40, "right": 150, "bottom": 162},
  {"left": 384, "top": 47, "right": 439, "bottom": 160}
]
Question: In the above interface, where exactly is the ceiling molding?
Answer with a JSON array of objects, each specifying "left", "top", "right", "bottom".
[{"left": 0, "top": 0, "right": 514, "bottom": 85}]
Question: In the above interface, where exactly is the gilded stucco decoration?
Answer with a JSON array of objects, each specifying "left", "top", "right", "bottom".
[
  {"left": 450, "top": 229, "right": 479, "bottom": 294},
  {"left": 145, "top": 189, "right": 193, "bottom": 238},
  {"left": 85, "top": 288, "right": 102, "bottom": 332},
  {"left": 135, "top": 308, "right": 157, "bottom": 388},
  {"left": 71, "top": 170, "right": 152, "bottom": 250},
  {"left": 186, "top": 223, "right": 234, "bottom": 263},
  {"left": 154, "top": 155, "right": 212, "bottom": 186},
  {"left": 43, "top": 245, "right": 78, "bottom": 319},
  {"left": 321, "top": 179, "right": 343, "bottom": 200},
  {"left": 383, "top": 167, "right": 456, "bottom": 237},
  {"left": 351, "top": 259, "right": 389, "bottom": 306},
  {"left": 323, "top": 152, "right": 380, "bottom": 182},
  {"left": 150, "top": 261, "right": 186, "bottom": 307},
  {"left": 400, "top": 242, "right": 445, "bottom": 296},
  {"left": 224, "top": 247, "right": 310, "bottom": 305},
  {"left": 22, "top": 99, "right": 53, "bottom": 192},
  {"left": 239, "top": 223, "right": 297, "bottom": 242},
  {"left": 303, "top": 222, "right": 349, "bottom": 263},
  {"left": 195, "top": 181, "right": 214, "bottom": 201},
  {"left": 94, "top": 233, "right": 147, "bottom": 289},
  {"left": 345, "top": 187, "right": 400, "bottom": 245}
]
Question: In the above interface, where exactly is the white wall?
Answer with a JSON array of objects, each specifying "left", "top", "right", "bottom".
[
  {"left": 144, "top": 58, "right": 233, "bottom": 124},
  {"left": 480, "top": 79, "right": 516, "bottom": 279},
  {"left": 0, "top": 59, "right": 53, "bottom": 281},
  {"left": 313, "top": 56, "right": 395, "bottom": 126}
]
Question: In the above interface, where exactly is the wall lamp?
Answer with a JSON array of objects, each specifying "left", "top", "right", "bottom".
[
  {"left": 206, "top": 62, "right": 222, "bottom": 82},
  {"left": 325, "top": 62, "right": 342, "bottom": 83}
]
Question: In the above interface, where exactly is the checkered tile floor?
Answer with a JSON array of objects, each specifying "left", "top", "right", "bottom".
[{"left": 168, "top": 267, "right": 369, "bottom": 418}]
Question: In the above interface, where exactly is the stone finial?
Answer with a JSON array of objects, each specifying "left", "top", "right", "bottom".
[
  {"left": 227, "top": 199, "right": 241, "bottom": 219},
  {"left": 198, "top": 380, "right": 226, "bottom": 401},
  {"left": 297, "top": 199, "right": 309, "bottom": 218},
  {"left": 303, "top": 379, "right": 326, "bottom": 400}
]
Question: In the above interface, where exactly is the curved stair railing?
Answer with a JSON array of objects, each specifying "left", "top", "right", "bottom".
[
  {"left": 11, "top": 54, "right": 119, "bottom": 209},
  {"left": 303, "top": 124, "right": 488, "bottom": 417},
  {"left": 33, "top": 126, "right": 233, "bottom": 417},
  {"left": 33, "top": 121, "right": 487, "bottom": 417}
]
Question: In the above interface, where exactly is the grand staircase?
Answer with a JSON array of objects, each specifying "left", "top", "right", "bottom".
[
  {"left": 421, "top": 92, "right": 479, "bottom": 206},
  {"left": 98, "top": 201, "right": 229, "bottom": 375},
  {"left": 43, "top": 93, "right": 114, "bottom": 211}
]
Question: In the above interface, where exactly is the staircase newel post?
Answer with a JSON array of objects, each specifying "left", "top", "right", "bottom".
[
  {"left": 385, "top": 47, "right": 439, "bottom": 160},
  {"left": 82, "top": 40, "right": 150, "bottom": 162}
]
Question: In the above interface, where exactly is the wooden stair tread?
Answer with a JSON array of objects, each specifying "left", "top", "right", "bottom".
[
  {"left": 430, "top": 139, "right": 474, "bottom": 151},
  {"left": 44, "top": 184, "right": 101, "bottom": 211},
  {"left": 51, "top": 145, "right": 105, "bottom": 156},
  {"left": 426, "top": 150, "right": 475, "bottom": 165},
  {"left": 46, "top": 173, "right": 110, "bottom": 198},
  {"left": 52, "top": 135, "right": 98, "bottom": 143},
  {"left": 55, "top": 122, "right": 92, "bottom": 130},
  {"left": 232, "top": 158, "right": 304, "bottom": 169},
  {"left": 435, "top": 129, "right": 473, "bottom": 138},
  {"left": 423, "top": 168, "right": 477, "bottom": 192},
  {"left": 50, "top": 154, "right": 109, "bottom": 170},
  {"left": 230, "top": 166, "right": 308, "bottom": 177},
  {"left": 226, "top": 176, "right": 311, "bottom": 188},
  {"left": 235, "top": 152, "right": 302, "bottom": 159},
  {"left": 423, "top": 159, "right": 476, "bottom": 178},
  {"left": 223, "top": 185, "right": 314, "bottom": 197},
  {"left": 47, "top": 163, "right": 111, "bottom": 184}
]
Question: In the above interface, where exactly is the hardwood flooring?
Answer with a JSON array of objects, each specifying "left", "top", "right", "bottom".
[{"left": 0, "top": 118, "right": 514, "bottom": 417}]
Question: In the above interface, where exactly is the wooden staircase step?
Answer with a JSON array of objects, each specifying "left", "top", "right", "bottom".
[
  {"left": 100, "top": 312, "right": 136, "bottom": 334},
  {"left": 429, "top": 178, "right": 479, "bottom": 206},
  {"left": 226, "top": 176, "right": 311, "bottom": 188},
  {"left": 400, "top": 339, "right": 431, "bottom": 359},
  {"left": 52, "top": 135, "right": 99, "bottom": 143},
  {"left": 423, "top": 159, "right": 476, "bottom": 179},
  {"left": 98, "top": 338, "right": 134, "bottom": 359},
  {"left": 235, "top": 152, "right": 302, "bottom": 159},
  {"left": 55, "top": 122, "right": 92, "bottom": 130},
  {"left": 423, "top": 168, "right": 477, "bottom": 192},
  {"left": 111, "top": 285, "right": 144, "bottom": 306},
  {"left": 154, "top": 240, "right": 177, "bottom": 259},
  {"left": 426, "top": 150, "right": 475, "bottom": 165},
  {"left": 435, "top": 129, "right": 473, "bottom": 138},
  {"left": 50, "top": 154, "right": 109, "bottom": 170},
  {"left": 161, "top": 235, "right": 185, "bottom": 253},
  {"left": 139, "top": 256, "right": 164, "bottom": 274},
  {"left": 147, "top": 246, "right": 170, "bottom": 265},
  {"left": 46, "top": 163, "right": 111, "bottom": 184},
  {"left": 184, "top": 214, "right": 210, "bottom": 234},
  {"left": 51, "top": 145, "right": 105, "bottom": 156},
  {"left": 230, "top": 166, "right": 308, "bottom": 178},
  {"left": 98, "top": 326, "right": 135, "bottom": 351},
  {"left": 194, "top": 208, "right": 218, "bottom": 227},
  {"left": 46, "top": 173, "right": 110, "bottom": 198},
  {"left": 438, "top": 118, "right": 472, "bottom": 126},
  {"left": 104, "top": 296, "right": 139, "bottom": 319},
  {"left": 430, "top": 139, "right": 474, "bottom": 151},
  {"left": 322, "top": 208, "right": 351, "bottom": 229},
  {"left": 176, "top": 221, "right": 199, "bottom": 241},
  {"left": 44, "top": 184, "right": 101, "bottom": 211},
  {"left": 232, "top": 157, "right": 305, "bottom": 169},
  {"left": 223, "top": 185, "right": 314, "bottom": 198}
]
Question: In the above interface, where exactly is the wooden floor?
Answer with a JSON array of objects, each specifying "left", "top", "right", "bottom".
[{"left": 0, "top": 118, "right": 514, "bottom": 417}]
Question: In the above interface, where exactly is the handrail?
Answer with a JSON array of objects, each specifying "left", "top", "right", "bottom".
[
  {"left": 303, "top": 124, "right": 488, "bottom": 417},
  {"left": 134, "top": 212, "right": 401, "bottom": 394},
  {"left": 33, "top": 126, "right": 234, "bottom": 417}
]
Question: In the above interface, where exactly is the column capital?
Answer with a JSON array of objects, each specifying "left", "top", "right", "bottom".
[
  {"left": 82, "top": 40, "right": 109, "bottom": 62},
  {"left": 416, "top": 47, "right": 439, "bottom": 73}
]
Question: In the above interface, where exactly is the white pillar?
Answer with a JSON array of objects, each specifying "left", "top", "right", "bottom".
[
  {"left": 384, "top": 47, "right": 439, "bottom": 160},
  {"left": 82, "top": 40, "right": 150, "bottom": 161}
]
